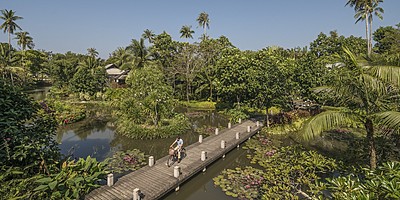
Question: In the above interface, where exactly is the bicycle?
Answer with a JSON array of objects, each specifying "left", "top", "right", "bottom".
[{"left": 167, "top": 147, "right": 186, "bottom": 167}]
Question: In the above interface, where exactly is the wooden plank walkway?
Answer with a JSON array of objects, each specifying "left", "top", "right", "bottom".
[{"left": 85, "top": 119, "right": 262, "bottom": 200}]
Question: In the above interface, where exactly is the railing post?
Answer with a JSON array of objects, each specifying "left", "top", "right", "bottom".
[
  {"left": 107, "top": 173, "right": 114, "bottom": 186},
  {"left": 247, "top": 126, "right": 251, "bottom": 133},
  {"left": 199, "top": 134, "right": 203, "bottom": 143},
  {"left": 236, "top": 132, "right": 240, "bottom": 139},
  {"left": 174, "top": 166, "right": 180, "bottom": 178},
  {"left": 215, "top": 128, "right": 219, "bottom": 135},
  {"left": 133, "top": 188, "right": 141, "bottom": 200},
  {"left": 228, "top": 122, "right": 231, "bottom": 129},
  {"left": 201, "top": 151, "right": 207, "bottom": 161},
  {"left": 149, "top": 156, "right": 154, "bottom": 167},
  {"left": 221, "top": 140, "right": 225, "bottom": 149}
]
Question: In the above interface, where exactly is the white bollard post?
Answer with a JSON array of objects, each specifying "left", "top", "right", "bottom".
[
  {"left": 201, "top": 151, "right": 207, "bottom": 161},
  {"left": 247, "top": 126, "right": 251, "bottom": 133},
  {"left": 203, "top": 167, "right": 206, "bottom": 172},
  {"left": 222, "top": 154, "right": 226, "bottom": 158},
  {"left": 239, "top": 118, "right": 242, "bottom": 124},
  {"left": 149, "top": 156, "right": 154, "bottom": 167},
  {"left": 107, "top": 173, "right": 114, "bottom": 186},
  {"left": 215, "top": 128, "right": 219, "bottom": 135},
  {"left": 199, "top": 134, "right": 203, "bottom": 143},
  {"left": 237, "top": 144, "right": 240, "bottom": 148},
  {"left": 133, "top": 188, "right": 140, "bottom": 200},
  {"left": 174, "top": 166, "right": 180, "bottom": 178},
  {"left": 236, "top": 132, "right": 240, "bottom": 139},
  {"left": 228, "top": 122, "right": 231, "bottom": 129},
  {"left": 256, "top": 121, "right": 259, "bottom": 127},
  {"left": 221, "top": 140, "right": 225, "bottom": 149}
]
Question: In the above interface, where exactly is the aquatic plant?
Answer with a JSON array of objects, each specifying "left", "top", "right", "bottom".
[{"left": 104, "top": 149, "right": 147, "bottom": 173}]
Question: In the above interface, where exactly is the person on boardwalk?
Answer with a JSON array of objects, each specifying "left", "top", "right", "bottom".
[{"left": 170, "top": 136, "right": 183, "bottom": 163}]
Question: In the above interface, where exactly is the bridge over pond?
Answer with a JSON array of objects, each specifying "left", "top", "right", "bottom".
[{"left": 85, "top": 119, "right": 262, "bottom": 200}]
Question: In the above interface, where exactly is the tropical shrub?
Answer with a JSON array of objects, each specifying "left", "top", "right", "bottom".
[
  {"left": 316, "top": 161, "right": 400, "bottom": 199},
  {"left": 32, "top": 156, "right": 106, "bottom": 200},
  {"left": 116, "top": 113, "right": 190, "bottom": 139},
  {"left": 46, "top": 100, "right": 86, "bottom": 125}
]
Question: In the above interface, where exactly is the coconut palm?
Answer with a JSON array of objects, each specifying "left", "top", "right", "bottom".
[
  {"left": 301, "top": 47, "right": 400, "bottom": 169},
  {"left": 142, "top": 29, "right": 155, "bottom": 43},
  {"left": 197, "top": 12, "right": 210, "bottom": 37},
  {"left": 180, "top": 25, "right": 195, "bottom": 42},
  {"left": 14, "top": 31, "right": 34, "bottom": 50},
  {"left": 0, "top": 9, "right": 23, "bottom": 50},
  {"left": 87, "top": 48, "right": 99, "bottom": 58},
  {"left": 126, "top": 38, "right": 150, "bottom": 68},
  {"left": 0, "top": 43, "right": 22, "bottom": 86},
  {"left": 346, "top": 0, "right": 384, "bottom": 56}
]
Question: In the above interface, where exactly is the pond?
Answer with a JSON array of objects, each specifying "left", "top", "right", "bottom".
[{"left": 56, "top": 108, "right": 229, "bottom": 161}]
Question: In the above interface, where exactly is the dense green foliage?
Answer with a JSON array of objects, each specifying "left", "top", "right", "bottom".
[{"left": 32, "top": 156, "right": 106, "bottom": 200}]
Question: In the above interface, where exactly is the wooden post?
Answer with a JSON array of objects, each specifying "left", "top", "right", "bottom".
[
  {"left": 133, "top": 188, "right": 140, "bottom": 200},
  {"left": 201, "top": 151, "right": 207, "bottom": 161},
  {"left": 239, "top": 118, "right": 242, "bottom": 124},
  {"left": 228, "top": 122, "right": 231, "bottom": 129},
  {"left": 199, "top": 134, "right": 203, "bottom": 143},
  {"left": 107, "top": 173, "right": 114, "bottom": 186},
  {"left": 215, "top": 128, "right": 219, "bottom": 135},
  {"left": 174, "top": 166, "right": 180, "bottom": 178},
  {"left": 149, "top": 156, "right": 154, "bottom": 167},
  {"left": 236, "top": 132, "right": 240, "bottom": 139},
  {"left": 221, "top": 140, "right": 225, "bottom": 149},
  {"left": 256, "top": 121, "right": 259, "bottom": 127},
  {"left": 247, "top": 126, "right": 251, "bottom": 133}
]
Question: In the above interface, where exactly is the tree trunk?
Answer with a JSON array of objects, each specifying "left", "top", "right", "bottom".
[
  {"left": 265, "top": 107, "right": 270, "bottom": 127},
  {"left": 365, "top": 118, "right": 377, "bottom": 169},
  {"left": 369, "top": 19, "right": 373, "bottom": 56},
  {"left": 365, "top": 17, "right": 371, "bottom": 56}
]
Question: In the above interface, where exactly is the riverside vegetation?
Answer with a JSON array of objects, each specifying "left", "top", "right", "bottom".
[{"left": 1, "top": 4, "right": 400, "bottom": 199}]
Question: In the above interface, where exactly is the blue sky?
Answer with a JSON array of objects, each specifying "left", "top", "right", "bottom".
[{"left": 1, "top": 0, "right": 399, "bottom": 58}]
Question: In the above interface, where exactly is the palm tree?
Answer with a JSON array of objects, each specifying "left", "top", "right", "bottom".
[
  {"left": 0, "top": 9, "right": 23, "bottom": 50},
  {"left": 126, "top": 38, "right": 149, "bottom": 68},
  {"left": 301, "top": 47, "right": 400, "bottom": 169},
  {"left": 0, "top": 43, "right": 22, "bottom": 86},
  {"left": 14, "top": 31, "right": 34, "bottom": 50},
  {"left": 87, "top": 48, "right": 99, "bottom": 58},
  {"left": 142, "top": 29, "right": 155, "bottom": 43},
  {"left": 346, "top": 0, "right": 384, "bottom": 56},
  {"left": 180, "top": 25, "right": 195, "bottom": 41},
  {"left": 197, "top": 12, "right": 210, "bottom": 37}
]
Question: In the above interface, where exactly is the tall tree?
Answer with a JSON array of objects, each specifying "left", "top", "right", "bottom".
[
  {"left": 346, "top": 0, "right": 384, "bottom": 56},
  {"left": 179, "top": 25, "right": 195, "bottom": 41},
  {"left": 142, "top": 29, "right": 155, "bottom": 43},
  {"left": 127, "top": 38, "right": 150, "bottom": 68},
  {"left": 197, "top": 12, "right": 210, "bottom": 37},
  {"left": 301, "top": 47, "right": 400, "bottom": 169},
  {"left": 87, "top": 47, "right": 98, "bottom": 58},
  {"left": 0, "top": 9, "right": 23, "bottom": 50},
  {"left": 14, "top": 31, "right": 34, "bottom": 50}
]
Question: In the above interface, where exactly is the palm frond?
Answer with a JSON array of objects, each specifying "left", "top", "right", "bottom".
[
  {"left": 369, "top": 66, "right": 400, "bottom": 87},
  {"left": 301, "top": 110, "right": 355, "bottom": 140},
  {"left": 375, "top": 111, "right": 400, "bottom": 131}
]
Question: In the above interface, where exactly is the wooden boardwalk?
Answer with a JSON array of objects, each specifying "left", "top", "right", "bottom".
[{"left": 85, "top": 119, "right": 262, "bottom": 200}]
